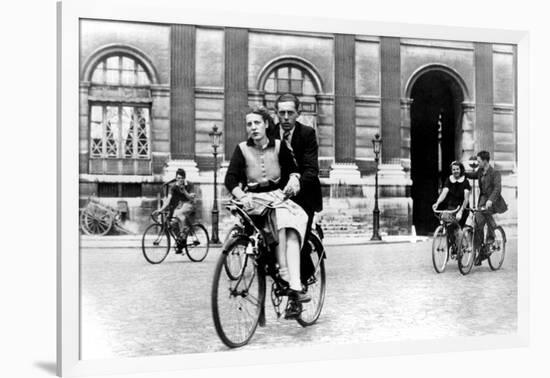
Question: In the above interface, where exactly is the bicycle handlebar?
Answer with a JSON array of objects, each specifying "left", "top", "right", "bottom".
[
  {"left": 432, "top": 206, "right": 461, "bottom": 214},
  {"left": 151, "top": 209, "right": 171, "bottom": 224},
  {"left": 465, "top": 207, "right": 489, "bottom": 213}
]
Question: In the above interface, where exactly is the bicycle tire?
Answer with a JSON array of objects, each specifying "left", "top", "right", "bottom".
[
  {"left": 142, "top": 223, "right": 171, "bottom": 264},
  {"left": 432, "top": 225, "right": 449, "bottom": 273},
  {"left": 488, "top": 226, "right": 506, "bottom": 271},
  {"left": 211, "top": 238, "right": 266, "bottom": 348},
  {"left": 458, "top": 226, "right": 475, "bottom": 275},
  {"left": 185, "top": 224, "right": 210, "bottom": 262},
  {"left": 297, "top": 235, "right": 326, "bottom": 327}
]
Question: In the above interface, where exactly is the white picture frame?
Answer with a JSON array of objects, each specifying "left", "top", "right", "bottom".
[{"left": 57, "top": 0, "right": 530, "bottom": 376}]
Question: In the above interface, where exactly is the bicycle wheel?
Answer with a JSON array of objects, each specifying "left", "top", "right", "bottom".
[
  {"left": 458, "top": 226, "right": 475, "bottom": 275},
  {"left": 142, "top": 223, "right": 171, "bottom": 264},
  {"left": 297, "top": 236, "right": 326, "bottom": 327},
  {"left": 212, "top": 238, "right": 266, "bottom": 348},
  {"left": 432, "top": 225, "right": 449, "bottom": 273},
  {"left": 185, "top": 224, "right": 210, "bottom": 262},
  {"left": 488, "top": 226, "right": 506, "bottom": 271}
]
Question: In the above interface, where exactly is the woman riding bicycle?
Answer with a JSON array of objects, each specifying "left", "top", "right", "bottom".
[
  {"left": 224, "top": 105, "right": 310, "bottom": 304},
  {"left": 432, "top": 161, "right": 471, "bottom": 243}
]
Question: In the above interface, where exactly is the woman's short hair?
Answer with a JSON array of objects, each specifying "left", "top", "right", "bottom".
[
  {"left": 176, "top": 168, "right": 186, "bottom": 178},
  {"left": 450, "top": 161, "right": 465, "bottom": 176},
  {"left": 246, "top": 105, "right": 274, "bottom": 127}
]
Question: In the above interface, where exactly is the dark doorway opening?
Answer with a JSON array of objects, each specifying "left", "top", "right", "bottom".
[{"left": 410, "top": 70, "right": 464, "bottom": 235}]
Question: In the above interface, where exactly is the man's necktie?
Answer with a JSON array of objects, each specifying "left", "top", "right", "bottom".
[
  {"left": 283, "top": 130, "right": 292, "bottom": 150},
  {"left": 282, "top": 129, "right": 297, "bottom": 167}
]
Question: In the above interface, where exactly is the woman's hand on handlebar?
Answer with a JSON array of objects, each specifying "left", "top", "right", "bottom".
[
  {"left": 456, "top": 209, "right": 463, "bottom": 221},
  {"left": 238, "top": 194, "right": 255, "bottom": 210}
]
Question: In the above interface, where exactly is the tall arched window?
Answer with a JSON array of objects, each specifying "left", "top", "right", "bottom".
[
  {"left": 262, "top": 64, "right": 320, "bottom": 129},
  {"left": 88, "top": 55, "right": 152, "bottom": 160}
]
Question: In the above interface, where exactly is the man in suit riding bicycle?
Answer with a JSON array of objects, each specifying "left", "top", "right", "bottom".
[
  {"left": 465, "top": 151, "right": 508, "bottom": 264},
  {"left": 267, "top": 93, "right": 323, "bottom": 284}
]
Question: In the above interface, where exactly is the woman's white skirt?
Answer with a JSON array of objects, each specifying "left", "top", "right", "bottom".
[{"left": 248, "top": 190, "right": 308, "bottom": 246}]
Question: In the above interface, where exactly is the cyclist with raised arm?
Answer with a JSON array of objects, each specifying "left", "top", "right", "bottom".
[
  {"left": 154, "top": 168, "right": 196, "bottom": 248},
  {"left": 465, "top": 151, "right": 508, "bottom": 265}
]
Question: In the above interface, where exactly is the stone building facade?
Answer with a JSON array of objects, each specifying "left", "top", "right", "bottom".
[{"left": 79, "top": 19, "right": 518, "bottom": 236}]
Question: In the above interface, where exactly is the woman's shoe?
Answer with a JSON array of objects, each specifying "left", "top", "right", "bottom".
[{"left": 288, "top": 288, "right": 311, "bottom": 303}]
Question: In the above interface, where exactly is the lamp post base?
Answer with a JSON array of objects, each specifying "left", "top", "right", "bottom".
[
  {"left": 371, "top": 208, "right": 381, "bottom": 241},
  {"left": 211, "top": 209, "right": 220, "bottom": 244}
]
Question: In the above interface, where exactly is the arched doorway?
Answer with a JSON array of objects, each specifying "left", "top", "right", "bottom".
[{"left": 409, "top": 69, "right": 465, "bottom": 235}]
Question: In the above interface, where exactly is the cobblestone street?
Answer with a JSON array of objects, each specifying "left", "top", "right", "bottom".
[{"left": 81, "top": 237, "right": 517, "bottom": 359}]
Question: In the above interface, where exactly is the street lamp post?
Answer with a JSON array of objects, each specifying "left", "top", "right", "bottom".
[
  {"left": 209, "top": 124, "right": 222, "bottom": 244},
  {"left": 371, "top": 133, "right": 382, "bottom": 241}
]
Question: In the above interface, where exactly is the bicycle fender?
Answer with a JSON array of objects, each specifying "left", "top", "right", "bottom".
[{"left": 309, "top": 232, "right": 326, "bottom": 260}]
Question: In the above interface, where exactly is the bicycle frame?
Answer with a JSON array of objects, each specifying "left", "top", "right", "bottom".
[{"left": 222, "top": 200, "right": 326, "bottom": 315}]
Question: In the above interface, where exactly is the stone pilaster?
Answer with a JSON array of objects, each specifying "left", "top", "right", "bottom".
[
  {"left": 461, "top": 101, "right": 476, "bottom": 161},
  {"left": 400, "top": 97, "right": 413, "bottom": 170},
  {"left": 474, "top": 42, "right": 494, "bottom": 154},
  {"left": 330, "top": 34, "right": 359, "bottom": 182},
  {"left": 170, "top": 25, "right": 196, "bottom": 160},
  {"left": 224, "top": 28, "right": 249, "bottom": 156},
  {"left": 380, "top": 37, "right": 401, "bottom": 164}
]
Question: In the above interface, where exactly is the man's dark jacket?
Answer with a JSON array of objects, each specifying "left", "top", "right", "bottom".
[
  {"left": 466, "top": 165, "right": 508, "bottom": 214},
  {"left": 268, "top": 121, "right": 323, "bottom": 214}
]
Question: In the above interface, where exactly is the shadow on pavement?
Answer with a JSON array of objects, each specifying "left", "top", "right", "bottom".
[{"left": 34, "top": 361, "right": 56, "bottom": 375}]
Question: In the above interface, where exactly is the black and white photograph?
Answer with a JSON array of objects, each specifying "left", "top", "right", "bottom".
[
  {"left": 42, "top": 0, "right": 545, "bottom": 377},
  {"left": 76, "top": 13, "right": 519, "bottom": 358}
]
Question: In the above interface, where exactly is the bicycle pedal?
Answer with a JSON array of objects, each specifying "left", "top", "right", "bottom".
[{"left": 284, "top": 302, "right": 303, "bottom": 320}]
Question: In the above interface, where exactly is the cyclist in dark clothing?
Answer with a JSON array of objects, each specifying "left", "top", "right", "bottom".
[
  {"left": 464, "top": 151, "right": 508, "bottom": 264},
  {"left": 154, "top": 168, "right": 196, "bottom": 237},
  {"left": 433, "top": 161, "right": 471, "bottom": 227}
]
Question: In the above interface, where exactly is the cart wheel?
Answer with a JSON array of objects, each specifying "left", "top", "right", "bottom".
[{"left": 80, "top": 203, "right": 113, "bottom": 235}]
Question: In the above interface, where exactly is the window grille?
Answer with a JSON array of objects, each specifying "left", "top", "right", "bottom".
[
  {"left": 90, "top": 105, "right": 150, "bottom": 159},
  {"left": 91, "top": 55, "right": 151, "bottom": 86}
]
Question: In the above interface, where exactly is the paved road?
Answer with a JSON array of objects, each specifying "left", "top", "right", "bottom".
[{"left": 81, "top": 238, "right": 517, "bottom": 359}]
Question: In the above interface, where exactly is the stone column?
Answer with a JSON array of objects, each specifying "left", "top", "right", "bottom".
[
  {"left": 380, "top": 37, "right": 402, "bottom": 165},
  {"left": 166, "top": 24, "right": 199, "bottom": 180},
  {"left": 330, "top": 34, "right": 360, "bottom": 182},
  {"left": 474, "top": 42, "right": 494, "bottom": 154},
  {"left": 378, "top": 37, "right": 409, "bottom": 194},
  {"left": 400, "top": 97, "right": 413, "bottom": 170},
  {"left": 224, "top": 28, "right": 249, "bottom": 157},
  {"left": 461, "top": 101, "right": 476, "bottom": 160}
]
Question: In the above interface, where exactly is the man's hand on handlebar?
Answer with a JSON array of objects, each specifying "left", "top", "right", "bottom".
[{"left": 283, "top": 175, "right": 300, "bottom": 198}]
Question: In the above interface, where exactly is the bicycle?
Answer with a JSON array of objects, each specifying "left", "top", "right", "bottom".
[
  {"left": 432, "top": 207, "right": 467, "bottom": 273},
  {"left": 211, "top": 199, "right": 326, "bottom": 348},
  {"left": 141, "top": 210, "right": 210, "bottom": 264},
  {"left": 457, "top": 207, "right": 506, "bottom": 275}
]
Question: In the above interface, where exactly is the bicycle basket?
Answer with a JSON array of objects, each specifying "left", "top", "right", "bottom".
[{"left": 440, "top": 212, "right": 456, "bottom": 224}]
